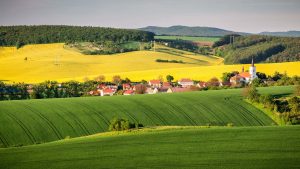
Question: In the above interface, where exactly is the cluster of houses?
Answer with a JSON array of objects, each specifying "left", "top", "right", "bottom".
[
  {"left": 89, "top": 78, "right": 215, "bottom": 96},
  {"left": 89, "top": 58, "right": 258, "bottom": 96},
  {"left": 89, "top": 79, "right": 197, "bottom": 96}
]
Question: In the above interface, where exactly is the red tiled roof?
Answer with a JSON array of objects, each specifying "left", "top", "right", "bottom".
[
  {"left": 149, "top": 80, "right": 161, "bottom": 84},
  {"left": 162, "top": 82, "right": 171, "bottom": 87},
  {"left": 124, "top": 90, "right": 134, "bottom": 94},
  {"left": 179, "top": 78, "right": 193, "bottom": 83},
  {"left": 97, "top": 84, "right": 106, "bottom": 89},
  {"left": 239, "top": 72, "right": 251, "bottom": 78},
  {"left": 103, "top": 88, "right": 115, "bottom": 93}
]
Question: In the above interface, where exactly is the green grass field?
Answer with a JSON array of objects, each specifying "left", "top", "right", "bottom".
[
  {"left": 0, "top": 126, "right": 299, "bottom": 169},
  {"left": 0, "top": 86, "right": 294, "bottom": 148},
  {"left": 155, "top": 35, "right": 220, "bottom": 42}
]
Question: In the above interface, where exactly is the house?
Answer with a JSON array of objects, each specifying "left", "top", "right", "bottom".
[
  {"left": 97, "top": 84, "right": 107, "bottom": 89},
  {"left": 122, "top": 83, "right": 131, "bottom": 90},
  {"left": 146, "top": 87, "right": 159, "bottom": 94},
  {"left": 159, "top": 87, "right": 170, "bottom": 93},
  {"left": 123, "top": 90, "right": 135, "bottom": 96},
  {"left": 149, "top": 80, "right": 161, "bottom": 88},
  {"left": 178, "top": 78, "right": 194, "bottom": 88},
  {"left": 162, "top": 82, "right": 172, "bottom": 88},
  {"left": 230, "top": 75, "right": 245, "bottom": 85},
  {"left": 100, "top": 88, "right": 116, "bottom": 96},
  {"left": 89, "top": 90, "right": 100, "bottom": 96},
  {"left": 197, "top": 82, "right": 207, "bottom": 88}
]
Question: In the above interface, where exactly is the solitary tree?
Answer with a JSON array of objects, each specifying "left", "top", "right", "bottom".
[
  {"left": 166, "top": 75, "right": 174, "bottom": 82},
  {"left": 112, "top": 75, "right": 122, "bottom": 85},
  {"left": 94, "top": 75, "right": 105, "bottom": 82}
]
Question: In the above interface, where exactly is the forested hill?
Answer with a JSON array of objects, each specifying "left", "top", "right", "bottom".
[
  {"left": 214, "top": 35, "right": 300, "bottom": 64},
  {"left": 0, "top": 25, "right": 155, "bottom": 47},
  {"left": 139, "top": 25, "right": 247, "bottom": 37}
]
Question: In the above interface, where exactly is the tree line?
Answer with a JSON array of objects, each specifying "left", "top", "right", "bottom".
[
  {"left": 0, "top": 71, "right": 299, "bottom": 101},
  {"left": 244, "top": 85, "right": 300, "bottom": 125},
  {"left": 0, "top": 25, "right": 155, "bottom": 47}
]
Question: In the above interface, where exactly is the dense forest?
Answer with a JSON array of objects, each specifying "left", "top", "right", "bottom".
[
  {"left": 214, "top": 35, "right": 300, "bottom": 64},
  {"left": 0, "top": 25, "right": 155, "bottom": 47}
]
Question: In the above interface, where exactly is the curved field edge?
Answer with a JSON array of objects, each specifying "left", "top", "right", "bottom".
[
  {"left": 0, "top": 86, "right": 293, "bottom": 148},
  {"left": 0, "top": 126, "right": 299, "bottom": 169}
]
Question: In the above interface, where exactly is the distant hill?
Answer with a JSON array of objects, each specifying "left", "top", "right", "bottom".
[
  {"left": 214, "top": 35, "right": 300, "bottom": 64},
  {"left": 139, "top": 25, "right": 247, "bottom": 37},
  {"left": 259, "top": 31, "right": 300, "bottom": 37},
  {"left": 0, "top": 25, "right": 155, "bottom": 47}
]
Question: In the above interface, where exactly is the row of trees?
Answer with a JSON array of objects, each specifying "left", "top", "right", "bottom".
[
  {"left": 244, "top": 85, "right": 300, "bottom": 125},
  {"left": 1, "top": 72, "right": 299, "bottom": 101},
  {"left": 156, "top": 39, "right": 211, "bottom": 55},
  {"left": 0, "top": 25, "right": 155, "bottom": 47}
]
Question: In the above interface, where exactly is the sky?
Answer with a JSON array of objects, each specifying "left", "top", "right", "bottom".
[{"left": 0, "top": 0, "right": 299, "bottom": 33}]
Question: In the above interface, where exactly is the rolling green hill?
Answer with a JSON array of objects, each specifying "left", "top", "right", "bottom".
[
  {"left": 0, "top": 86, "right": 294, "bottom": 148},
  {"left": 139, "top": 25, "right": 246, "bottom": 37},
  {"left": 0, "top": 126, "right": 299, "bottom": 169}
]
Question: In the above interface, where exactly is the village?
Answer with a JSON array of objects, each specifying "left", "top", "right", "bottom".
[{"left": 88, "top": 59, "right": 258, "bottom": 96}]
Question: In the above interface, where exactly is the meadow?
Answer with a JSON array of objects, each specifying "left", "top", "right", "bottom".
[
  {"left": 154, "top": 35, "right": 220, "bottom": 42},
  {"left": 0, "top": 126, "right": 299, "bottom": 169},
  {"left": 0, "top": 86, "right": 293, "bottom": 148},
  {"left": 0, "top": 43, "right": 299, "bottom": 83}
]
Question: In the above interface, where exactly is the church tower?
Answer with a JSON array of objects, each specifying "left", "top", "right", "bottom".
[{"left": 249, "top": 56, "right": 257, "bottom": 80}]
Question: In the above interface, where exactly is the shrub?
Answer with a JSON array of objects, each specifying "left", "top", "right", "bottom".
[
  {"left": 243, "top": 86, "right": 260, "bottom": 102},
  {"left": 227, "top": 123, "right": 234, "bottom": 127},
  {"left": 108, "top": 118, "right": 142, "bottom": 131}
]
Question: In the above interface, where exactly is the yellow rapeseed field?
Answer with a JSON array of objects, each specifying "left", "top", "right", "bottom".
[{"left": 0, "top": 43, "right": 299, "bottom": 83}]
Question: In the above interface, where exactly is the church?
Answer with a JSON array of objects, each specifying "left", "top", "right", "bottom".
[{"left": 230, "top": 57, "right": 257, "bottom": 85}]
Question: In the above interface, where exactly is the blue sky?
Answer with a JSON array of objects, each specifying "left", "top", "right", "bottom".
[{"left": 0, "top": 0, "right": 299, "bottom": 33}]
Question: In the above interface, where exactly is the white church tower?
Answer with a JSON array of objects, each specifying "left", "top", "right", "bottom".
[{"left": 249, "top": 56, "right": 257, "bottom": 81}]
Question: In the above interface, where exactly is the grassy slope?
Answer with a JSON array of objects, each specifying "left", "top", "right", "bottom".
[
  {"left": 0, "top": 126, "right": 299, "bottom": 169},
  {"left": 0, "top": 86, "right": 293, "bottom": 147},
  {"left": 154, "top": 35, "right": 220, "bottom": 42}
]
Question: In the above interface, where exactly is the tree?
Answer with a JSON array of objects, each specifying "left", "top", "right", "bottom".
[
  {"left": 158, "top": 75, "right": 163, "bottom": 82},
  {"left": 251, "top": 78, "right": 263, "bottom": 87},
  {"left": 135, "top": 84, "right": 147, "bottom": 94},
  {"left": 272, "top": 71, "right": 284, "bottom": 81},
  {"left": 288, "top": 97, "right": 300, "bottom": 115},
  {"left": 108, "top": 118, "right": 136, "bottom": 131},
  {"left": 256, "top": 72, "right": 267, "bottom": 80},
  {"left": 15, "top": 40, "right": 24, "bottom": 49},
  {"left": 166, "top": 75, "right": 174, "bottom": 82},
  {"left": 221, "top": 71, "right": 238, "bottom": 82},
  {"left": 94, "top": 75, "right": 105, "bottom": 82},
  {"left": 243, "top": 86, "right": 260, "bottom": 102},
  {"left": 295, "top": 85, "right": 300, "bottom": 96},
  {"left": 207, "top": 77, "right": 220, "bottom": 87},
  {"left": 112, "top": 75, "right": 121, "bottom": 85}
]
